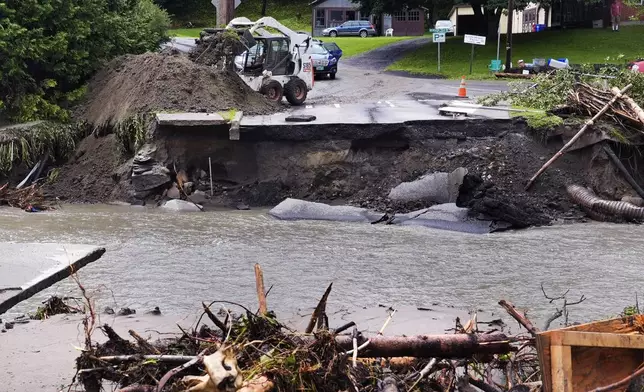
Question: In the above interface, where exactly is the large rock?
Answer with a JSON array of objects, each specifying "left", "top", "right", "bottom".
[
  {"left": 131, "top": 164, "right": 171, "bottom": 197},
  {"left": 388, "top": 168, "right": 467, "bottom": 204},
  {"left": 393, "top": 204, "right": 500, "bottom": 234},
  {"left": 190, "top": 190, "right": 208, "bottom": 204},
  {"left": 269, "top": 198, "right": 502, "bottom": 234},
  {"left": 161, "top": 199, "right": 202, "bottom": 212},
  {"left": 269, "top": 198, "right": 381, "bottom": 222},
  {"left": 131, "top": 145, "right": 171, "bottom": 198},
  {"left": 166, "top": 183, "right": 181, "bottom": 199}
]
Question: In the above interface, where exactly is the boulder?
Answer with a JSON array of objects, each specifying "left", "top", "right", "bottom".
[
  {"left": 269, "top": 198, "right": 382, "bottom": 222},
  {"left": 161, "top": 199, "right": 202, "bottom": 212},
  {"left": 191, "top": 190, "right": 208, "bottom": 204},
  {"left": 167, "top": 183, "right": 181, "bottom": 199},
  {"left": 132, "top": 164, "right": 171, "bottom": 197},
  {"left": 395, "top": 204, "right": 496, "bottom": 234},
  {"left": 269, "top": 199, "right": 503, "bottom": 234},
  {"left": 388, "top": 168, "right": 467, "bottom": 204}
]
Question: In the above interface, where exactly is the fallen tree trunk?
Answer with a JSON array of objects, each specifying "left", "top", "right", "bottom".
[
  {"left": 334, "top": 333, "right": 512, "bottom": 358},
  {"left": 100, "top": 333, "right": 513, "bottom": 365}
]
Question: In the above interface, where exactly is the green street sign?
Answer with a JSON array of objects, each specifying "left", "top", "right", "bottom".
[{"left": 429, "top": 28, "right": 449, "bottom": 33}]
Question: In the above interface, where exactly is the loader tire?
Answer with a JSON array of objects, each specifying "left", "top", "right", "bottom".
[
  {"left": 284, "top": 78, "right": 308, "bottom": 106},
  {"left": 260, "top": 80, "right": 283, "bottom": 103}
]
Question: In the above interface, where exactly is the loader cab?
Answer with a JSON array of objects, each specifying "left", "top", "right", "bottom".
[{"left": 243, "top": 37, "right": 294, "bottom": 76}]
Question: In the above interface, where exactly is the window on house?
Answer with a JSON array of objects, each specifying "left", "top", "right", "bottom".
[
  {"left": 329, "top": 10, "right": 344, "bottom": 25},
  {"left": 407, "top": 10, "right": 420, "bottom": 21},
  {"left": 346, "top": 10, "right": 356, "bottom": 20},
  {"left": 393, "top": 11, "right": 406, "bottom": 21},
  {"left": 315, "top": 9, "right": 325, "bottom": 27}
]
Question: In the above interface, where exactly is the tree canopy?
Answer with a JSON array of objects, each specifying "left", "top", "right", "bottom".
[{"left": 0, "top": 0, "right": 170, "bottom": 122}]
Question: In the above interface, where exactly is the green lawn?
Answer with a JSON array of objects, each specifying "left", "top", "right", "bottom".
[
  {"left": 322, "top": 36, "right": 416, "bottom": 57},
  {"left": 388, "top": 25, "right": 644, "bottom": 80},
  {"left": 169, "top": 28, "right": 203, "bottom": 37}
]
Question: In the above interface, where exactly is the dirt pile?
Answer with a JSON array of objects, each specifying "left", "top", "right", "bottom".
[
  {"left": 75, "top": 52, "right": 278, "bottom": 128},
  {"left": 190, "top": 31, "right": 247, "bottom": 70},
  {"left": 43, "top": 134, "right": 130, "bottom": 203}
]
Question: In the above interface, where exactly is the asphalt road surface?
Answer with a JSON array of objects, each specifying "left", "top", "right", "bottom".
[{"left": 307, "top": 38, "right": 507, "bottom": 105}]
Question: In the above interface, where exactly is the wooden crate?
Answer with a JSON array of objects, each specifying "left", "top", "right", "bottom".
[{"left": 536, "top": 315, "right": 644, "bottom": 392}]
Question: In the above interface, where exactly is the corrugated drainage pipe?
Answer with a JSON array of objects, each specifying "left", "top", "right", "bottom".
[{"left": 567, "top": 184, "right": 644, "bottom": 221}]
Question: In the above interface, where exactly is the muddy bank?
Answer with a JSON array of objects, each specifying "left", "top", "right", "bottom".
[{"left": 42, "top": 118, "right": 635, "bottom": 229}]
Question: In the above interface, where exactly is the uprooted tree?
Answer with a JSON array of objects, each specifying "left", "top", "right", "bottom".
[{"left": 0, "top": 0, "right": 170, "bottom": 123}]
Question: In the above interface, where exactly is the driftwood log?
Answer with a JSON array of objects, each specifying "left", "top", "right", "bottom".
[
  {"left": 99, "top": 332, "right": 512, "bottom": 365},
  {"left": 334, "top": 332, "right": 512, "bottom": 358}
]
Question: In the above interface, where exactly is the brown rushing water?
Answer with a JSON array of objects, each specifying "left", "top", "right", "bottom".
[{"left": 1, "top": 204, "right": 641, "bottom": 325}]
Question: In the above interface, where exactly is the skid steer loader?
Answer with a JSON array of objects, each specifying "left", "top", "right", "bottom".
[{"left": 200, "top": 17, "right": 315, "bottom": 106}]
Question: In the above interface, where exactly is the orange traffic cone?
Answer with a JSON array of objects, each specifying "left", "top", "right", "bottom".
[{"left": 457, "top": 76, "right": 468, "bottom": 98}]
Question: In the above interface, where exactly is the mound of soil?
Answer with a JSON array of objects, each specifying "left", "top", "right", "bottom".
[
  {"left": 190, "top": 32, "right": 247, "bottom": 70},
  {"left": 43, "top": 134, "right": 130, "bottom": 203},
  {"left": 75, "top": 52, "right": 277, "bottom": 127}
]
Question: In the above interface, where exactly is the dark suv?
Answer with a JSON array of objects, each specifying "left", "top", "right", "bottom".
[{"left": 322, "top": 21, "right": 377, "bottom": 38}]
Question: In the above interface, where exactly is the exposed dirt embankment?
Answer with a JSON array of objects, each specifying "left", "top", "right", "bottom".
[
  {"left": 43, "top": 116, "right": 632, "bottom": 228},
  {"left": 92, "top": 120, "right": 629, "bottom": 227}
]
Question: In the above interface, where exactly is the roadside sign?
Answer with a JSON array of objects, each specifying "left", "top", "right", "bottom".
[
  {"left": 432, "top": 33, "right": 446, "bottom": 72},
  {"left": 464, "top": 34, "right": 486, "bottom": 74},
  {"left": 429, "top": 28, "right": 449, "bottom": 33},
  {"left": 464, "top": 34, "right": 486, "bottom": 46}
]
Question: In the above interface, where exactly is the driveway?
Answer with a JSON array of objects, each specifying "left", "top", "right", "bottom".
[{"left": 308, "top": 38, "right": 508, "bottom": 105}]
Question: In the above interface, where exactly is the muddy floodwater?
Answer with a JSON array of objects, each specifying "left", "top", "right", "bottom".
[{"left": 1, "top": 205, "right": 641, "bottom": 325}]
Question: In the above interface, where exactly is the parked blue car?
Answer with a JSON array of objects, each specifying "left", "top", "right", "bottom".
[{"left": 310, "top": 42, "right": 343, "bottom": 79}]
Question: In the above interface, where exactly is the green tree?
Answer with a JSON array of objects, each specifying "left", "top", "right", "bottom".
[
  {"left": 0, "top": 0, "right": 170, "bottom": 122},
  {"left": 153, "top": 0, "right": 216, "bottom": 26}
]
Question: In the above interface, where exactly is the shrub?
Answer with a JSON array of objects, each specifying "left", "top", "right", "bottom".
[{"left": 0, "top": 0, "right": 170, "bottom": 123}]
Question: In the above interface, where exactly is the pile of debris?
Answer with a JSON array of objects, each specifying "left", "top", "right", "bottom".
[
  {"left": 75, "top": 51, "right": 278, "bottom": 130},
  {"left": 566, "top": 82, "right": 644, "bottom": 141},
  {"left": 0, "top": 183, "right": 50, "bottom": 211},
  {"left": 190, "top": 30, "right": 247, "bottom": 70},
  {"left": 75, "top": 266, "right": 546, "bottom": 392},
  {"left": 519, "top": 82, "right": 644, "bottom": 221}
]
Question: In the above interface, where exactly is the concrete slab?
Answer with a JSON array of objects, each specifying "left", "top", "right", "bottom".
[
  {"left": 156, "top": 112, "right": 226, "bottom": 126},
  {"left": 240, "top": 99, "right": 510, "bottom": 128},
  {"left": 0, "top": 243, "right": 105, "bottom": 314}
]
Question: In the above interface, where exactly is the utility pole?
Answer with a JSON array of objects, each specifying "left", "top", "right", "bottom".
[{"left": 505, "top": 0, "right": 514, "bottom": 71}]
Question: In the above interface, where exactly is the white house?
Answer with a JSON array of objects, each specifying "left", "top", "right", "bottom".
[{"left": 447, "top": 3, "right": 552, "bottom": 36}]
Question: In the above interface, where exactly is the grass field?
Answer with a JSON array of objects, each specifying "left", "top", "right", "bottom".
[
  {"left": 388, "top": 25, "right": 644, "bottom": 80},
  {"left": 169, "top": 28, "right": 203, "bottom": 37},
  {"left": 321, "top": 36, "right": 416, "bottom": 57}
]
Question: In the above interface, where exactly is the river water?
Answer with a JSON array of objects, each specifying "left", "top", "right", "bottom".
[{"left": 1, "top": 205, "right": 641, "bottom": 326}]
